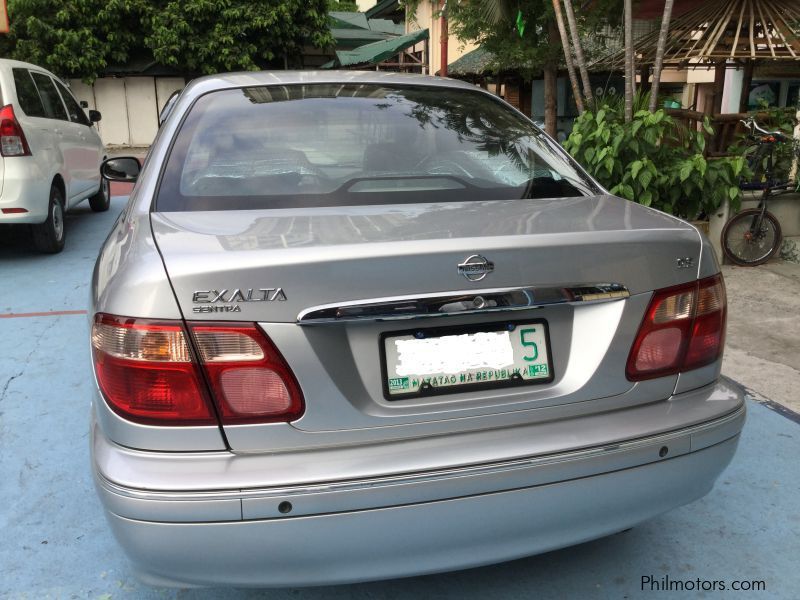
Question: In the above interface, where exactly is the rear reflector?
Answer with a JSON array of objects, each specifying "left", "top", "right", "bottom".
[
  {"left": 187, "top": 324, "right": 304, "bottom": 424},
  {"left": 0, "top": 104, "right": 32, "bottom": 157},
  {"left": 1, "top": 208, "right": 29, "bottom": 214},
  {"left": 626, "top": 274, "right": 726, "bottom": 381},
  {"left": 91, "top": 315, "right": 305, "bottom": 426},
  {"left": 91, "top": 315, "right": 216, "bottom": 425}
]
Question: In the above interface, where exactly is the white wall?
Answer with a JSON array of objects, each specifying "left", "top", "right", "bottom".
[{"left": 67, "top": 76, "right": 185, "bottom": 148}]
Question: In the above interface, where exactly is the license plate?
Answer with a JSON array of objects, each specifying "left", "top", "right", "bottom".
[{"left": 381, "top": 321, "right": 553, "bottom": 399}]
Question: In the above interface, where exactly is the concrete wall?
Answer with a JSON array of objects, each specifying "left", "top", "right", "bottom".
[{"left": 66, "top": 76, "right": 185, "bottom": 148}]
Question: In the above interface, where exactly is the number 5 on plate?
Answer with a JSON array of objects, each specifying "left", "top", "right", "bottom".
[{"left": 520, "top": 328, "right": 539, "bottom": 362}]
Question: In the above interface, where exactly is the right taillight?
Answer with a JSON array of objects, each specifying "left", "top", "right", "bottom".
[
  {"left": 626, "top": 274, "right": 726, "bottom": 381},
  {"left": 0, "top": 104, "right": 31, "bottom": 156},
  {"left": 187, "top": 323, "right": 305, "bottom": 425},
  {"left": 91, "top": 315, "right": 304, "bottom": 426}
]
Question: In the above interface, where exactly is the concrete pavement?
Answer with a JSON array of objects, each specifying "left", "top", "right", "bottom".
[
  {"left": 722, "top": 258, "right": 800, "bottom": 414},
  {"left": 0, "top": 196, "right": 798, "bottom": 599}
]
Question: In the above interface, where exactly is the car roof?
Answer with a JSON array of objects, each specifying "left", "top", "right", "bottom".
[{"left": 181, "top": 70, "right": 482, "bottom": 99}]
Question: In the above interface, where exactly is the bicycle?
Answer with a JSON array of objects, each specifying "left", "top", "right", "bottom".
[{"left": 721, "top": 117, "right": 798, "bottom": 267}]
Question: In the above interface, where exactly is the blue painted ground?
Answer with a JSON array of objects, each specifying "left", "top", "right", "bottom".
[{"left": 1, "top": 197, "right": 798, "bottom": 599}]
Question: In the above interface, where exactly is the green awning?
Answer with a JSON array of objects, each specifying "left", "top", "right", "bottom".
[{"left": 325, "top": 28, "right": 428, "bottom": 68}]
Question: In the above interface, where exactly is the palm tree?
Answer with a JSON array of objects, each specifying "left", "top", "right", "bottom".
[
  {"left": 623, "top": 0, "right": 634, "bottom": 122},
  {"left": 552, "top": 0, "right": 584, "bottom": 113},
  {"left": 562, "top": 0, "right": 594, "bottom": 106},
  {"left": 648, "top": 0, "right": 675, "bottom": 113}
]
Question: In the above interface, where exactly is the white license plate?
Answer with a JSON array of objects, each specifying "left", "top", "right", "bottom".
[{"left": 382, "top": 321, "right": 553, "bottom": 398}]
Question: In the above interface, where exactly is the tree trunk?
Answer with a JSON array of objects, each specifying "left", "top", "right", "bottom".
[
  {"left": 439, "top": 0, "right": 448, "bottom": 77},
  {"left": 544, "top": 19, "right": 559, "bottom": 137},
  {"left": 544, "top": 64, "right": 558, "bottom": 137},
  {"left": 623, "top": 0, "right": 634, "bottom": 122},
  {"left": 649, "top": 0, "right": 675, "bottom": 113},
  {"left": 562, "top": 0, "right": 594, "bottom": 105},
  {"left": 552, "top": 0, "right": 584, "bottom": 113}
]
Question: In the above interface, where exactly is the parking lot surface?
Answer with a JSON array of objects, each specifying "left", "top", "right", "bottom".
[{"left": 1, "top": 196, "right": 798, "bottom": 599}]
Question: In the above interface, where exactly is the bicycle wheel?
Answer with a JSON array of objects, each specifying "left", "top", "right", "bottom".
[{"left": 721, "top": 208, "right": 782, "bottom": 266}]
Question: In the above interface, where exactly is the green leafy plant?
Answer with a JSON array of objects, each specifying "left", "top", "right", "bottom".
[
  {"left": 563, "top": 100, "right": 749, "bottom": 219},
  {"left": 0, "top": 0, "right": 335, "bottom": 82}
]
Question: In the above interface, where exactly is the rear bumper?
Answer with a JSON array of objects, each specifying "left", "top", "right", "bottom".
[
  {"left": 0, "top": 158, "right": 50, "bottom": 223},
  {"left": 93, "top": 381, "right": 746, "bottom": 587}
]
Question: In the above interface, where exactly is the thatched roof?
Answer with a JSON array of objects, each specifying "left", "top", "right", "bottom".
[
  {"left": 447, "top": 47, "right": 496, "bottom": 77},
  {"left": 596, "top": 0, "right": 800, "bottom": 69}
]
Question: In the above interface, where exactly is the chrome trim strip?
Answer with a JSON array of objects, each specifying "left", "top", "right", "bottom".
[
  {"left": 296, "top": 283, "right": 630, "bottom": 325},
  {"left": 97, "top": 404, "right": 743, "bottom": 503}
]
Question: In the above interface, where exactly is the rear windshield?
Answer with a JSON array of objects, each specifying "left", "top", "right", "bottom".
[{"left": 156, "top": 83, "right": 598, "bottom": 211}]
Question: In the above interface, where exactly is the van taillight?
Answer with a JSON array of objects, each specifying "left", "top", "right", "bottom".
[
  {"left": 626, "top": 274, "right": 726, "bottom": 381},
  {"left": 0, "top": 105, "right": 31, "bottom": 156},
  {"left": 91, "top": 315, "right": 304, "bottom": 426}
]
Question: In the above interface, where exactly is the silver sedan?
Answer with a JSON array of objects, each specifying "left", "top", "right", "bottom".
[{"left": 91, "top": 71, "right": 744, "bottom": 587}]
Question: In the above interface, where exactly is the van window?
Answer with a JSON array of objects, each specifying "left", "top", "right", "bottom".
[
  {"left": 30, "top": 72, "right": 69, "bottom": 121},
  {"left": 12, "top": 69, "right": 46, "bottom": 118},
  {"left": 54, "top": 79, "right": 91, "bottom": 126}
]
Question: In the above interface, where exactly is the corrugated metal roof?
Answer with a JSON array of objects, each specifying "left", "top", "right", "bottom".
[{"left": 324, "top": 28, "right": 429, "bottom": 68}]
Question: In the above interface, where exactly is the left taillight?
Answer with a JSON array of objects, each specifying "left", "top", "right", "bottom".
[
  {"left": 91, "top": 314, "right": 217, "bottom": 425},
  {"left": 0, "top": 104, "right": 31, "bottom": 156},
  {"left": 91, "top": 315, "right": 305, "bottom": 426}
]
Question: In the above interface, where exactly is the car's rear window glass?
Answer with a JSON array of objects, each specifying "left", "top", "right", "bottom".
[
  {"left": 30, "top": 72, "right": 69, "bottom": 121},
  {"left": 13, "top": 69, "right": 46, "bottom": 118},
  {"left": 157, "top": 84, "right": 598, "bottom": 211},
  {"left": 54, "top": 79, "right": 91, "bottom": 126}
]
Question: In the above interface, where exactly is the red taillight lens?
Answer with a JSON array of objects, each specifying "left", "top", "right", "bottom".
[
  {"left": 626, "top": 274, "right": 726, "bottom": 381},
  {"left": 0, "top": 104, "right": 31, "bottom": 156},
  {"left": 92, "top": 315, "right": 305, "bottom": 426},
  {"left": 684, "top": 276, "right": 727, "bottom": 370},
  {"left": 187, "top": 323, "right": 305, "bottom": 424},
  {"left": 91, "top": 314, "right": 217, "bottom": 425}
]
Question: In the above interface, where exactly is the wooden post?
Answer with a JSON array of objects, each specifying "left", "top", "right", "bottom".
[
  {"left": 738, "top": 59, "right": 753, "bottom": 113},
  {"left": 639, "top": 64, "right": 650, "bottom": 95},
  {"left": 712, "top": 59, "right": 726, "bottom": 115}
]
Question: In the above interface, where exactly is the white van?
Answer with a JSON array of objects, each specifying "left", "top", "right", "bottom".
[{"left": 0, "top": 59, "right": 106, "bottom": 253}]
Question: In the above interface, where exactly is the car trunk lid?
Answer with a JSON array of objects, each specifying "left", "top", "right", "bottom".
[{"left": 151, "top": 195, "right": 702, "bottom": 447}]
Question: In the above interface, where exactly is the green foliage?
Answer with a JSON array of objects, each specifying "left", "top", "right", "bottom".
[
  {"left": 0, "top": 0, "right": 142, "bottom": 83},
  {"left": 445, "top": 0, "right": 622, "bottom": 78},
  {"left": 446, "top": 1, "right": 560, "bottom": 79},
  {"left": 144, "top": 1, "right": 333, "bottom": 75},
  {"left": 563, "top": 101, "right": 749, "bottom": 219},
  {"left": 0, "top": 0, "right": 334, "bottom": 82},
  {"left": 328, "top": 0, "right": 359, "bottom": 11}
]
